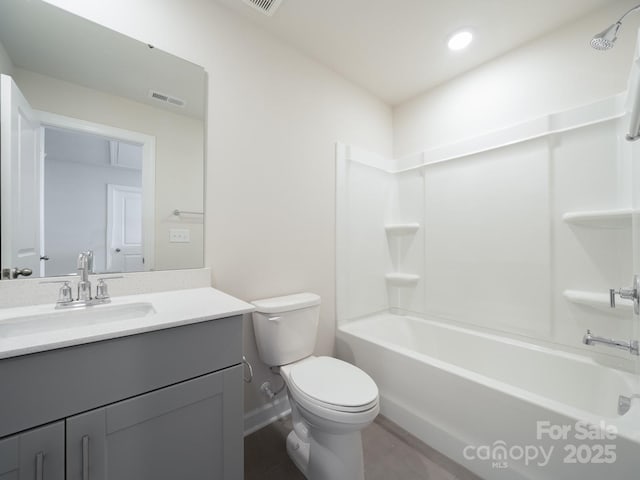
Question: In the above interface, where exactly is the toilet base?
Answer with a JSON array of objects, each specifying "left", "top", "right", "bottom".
[
  {"left": 285, "top": 427, "right": 366, "bottom": 480},
  {"left": 286, "top": 430, "right": 310, "bottom": 477}
]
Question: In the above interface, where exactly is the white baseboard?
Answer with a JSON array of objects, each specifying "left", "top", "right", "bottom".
[{"left": 244, "top": 396, "right": 291, "bottom": 437}]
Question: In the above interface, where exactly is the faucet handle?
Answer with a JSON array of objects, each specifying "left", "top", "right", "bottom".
[
  {"left": 610, "top": 275, "right": 640, "bottom": 314},
  {"left": 95, "top": 279, "right": 109, "bottom": 300},
  {"left": 57, "top": 281, "right": 73, "bottom": 304},
  {"left": 40, "top": 279, "right": 74, "bottom": 303},
  {"left": 95, "top": 276, "right": 122, "bottom": 301}
]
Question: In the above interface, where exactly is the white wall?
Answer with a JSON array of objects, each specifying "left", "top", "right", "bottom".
[
  {"left": 13, "top": 68, "right": 205, "bottom": 272},
  {"left": 42, "top": 0, "right": 393, "bottom": 415},
  {"left": 0, "top": 39, "right": 14, "bottom": 76},
  {"left": 393, "top": 0, "right": 640, "bottom": 158}
]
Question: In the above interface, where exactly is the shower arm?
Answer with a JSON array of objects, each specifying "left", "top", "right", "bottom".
[{"left": 617, "top": 4, "right": 640, "bottom": 24}]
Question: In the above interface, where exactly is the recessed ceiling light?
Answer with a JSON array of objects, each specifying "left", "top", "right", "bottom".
[{"left": 448, "top": 30, "right": 473, "bottom": 51}]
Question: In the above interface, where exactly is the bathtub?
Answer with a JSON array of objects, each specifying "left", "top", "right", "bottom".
[{"left": 336, "top": 312, "right": 640, "bottom": 480}]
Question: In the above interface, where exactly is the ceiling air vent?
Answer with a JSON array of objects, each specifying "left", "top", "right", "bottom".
[
  {"left": 242, "top": 0, "right": 283, "bottom": 16},
  {"left": 148, "top": 90, "right": 186, "bottom": 108}
]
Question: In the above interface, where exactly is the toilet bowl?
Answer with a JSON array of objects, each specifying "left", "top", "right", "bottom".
[{"left": 251, "top": 293, "right": 379, "bottom": 480}]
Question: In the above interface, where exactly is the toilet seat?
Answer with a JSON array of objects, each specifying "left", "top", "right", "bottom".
[{"left": 281, "top": 356, "right": 379, "bottom": 415}]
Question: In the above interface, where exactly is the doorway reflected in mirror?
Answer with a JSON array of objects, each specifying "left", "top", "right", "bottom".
[{"left": 44, "top": 126, "right": 148, "bottom": 276}]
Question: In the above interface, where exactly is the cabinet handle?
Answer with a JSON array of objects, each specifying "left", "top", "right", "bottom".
[
  {"left": 82, "top": 435, "right": 90, "bottom": 480},
  {"left": 35, "top": 451, "right": 44, "bottom": 480}
]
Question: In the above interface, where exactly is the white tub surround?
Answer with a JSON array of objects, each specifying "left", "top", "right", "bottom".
[
  {"left": 0, "top": 287, "right": 254, "bottom": 359},
  {"left": 337, "top": 93, "right": 639, "bottom": 368},
  {"left": 336, "top": 92, "right": 640, "bottom": 479}
]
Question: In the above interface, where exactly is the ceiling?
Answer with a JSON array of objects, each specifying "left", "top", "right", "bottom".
[{"left": 213, "top": 0, "right": 617, "bottom": 105}]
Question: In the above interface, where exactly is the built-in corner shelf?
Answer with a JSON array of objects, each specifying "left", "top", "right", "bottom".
[
  {"left": 385, "top": 273, "right": 420, "bottom": 286},
  {"left": 385, "top": 223, "right": 420, "bottom": 235},
  {"left": 562, "top": 209, "right": 635, "bottom": 229},
  {"left": 563, "top": 289, "right": 633, "bottom": 313}
]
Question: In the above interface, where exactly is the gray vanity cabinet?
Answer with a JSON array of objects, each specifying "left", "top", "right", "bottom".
[
  {"left": 0, "top": 315, "right": 244, "bottom": 480},
  {"left": 66, "top": 366, "right": 242, "bottom": 480},
  {"left": 0, "top": 421, "right": 65, "bottom": 480}
]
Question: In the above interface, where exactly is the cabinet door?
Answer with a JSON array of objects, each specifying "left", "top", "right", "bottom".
[
  {"left": 0, "top": 422, "right": 64, "bottom": 480},
  {"left": 66, "top": 365, "right": 243, "bottom": 480}
]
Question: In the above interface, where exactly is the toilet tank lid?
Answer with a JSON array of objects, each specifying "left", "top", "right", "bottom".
[{"left": 251, "top": 292, "right": 320, "bottom": 314}]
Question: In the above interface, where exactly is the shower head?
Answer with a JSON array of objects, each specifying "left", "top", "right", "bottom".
[
  {"left": 591, "top": 4, "right": 640, "bottom": 51},
  {"left": 590, "top": 22, "right": 621, "bottom": 50}
]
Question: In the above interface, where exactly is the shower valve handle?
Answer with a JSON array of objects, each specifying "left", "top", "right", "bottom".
[{"left": 609, "top": 275, "right": 640, "bottom": 314}]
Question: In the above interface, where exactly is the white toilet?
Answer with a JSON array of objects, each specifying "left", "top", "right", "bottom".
[{"left": 251, "top": 292, "right": 379, "bottom": 480}]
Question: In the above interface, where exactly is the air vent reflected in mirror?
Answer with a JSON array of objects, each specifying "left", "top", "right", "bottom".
[
  {"left": 241, "top": 0, "right": 283, "bottom": 16},
  {"left": 148, "top": 90, "right": 186, "bottom": 108}
]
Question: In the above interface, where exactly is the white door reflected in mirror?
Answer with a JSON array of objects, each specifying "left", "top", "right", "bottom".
[
  {"left": 0, "top": 75, "right": 42, "bottom": 277},
  {"left": 107, "top": 185, "right": 144, "bottom": 273}
]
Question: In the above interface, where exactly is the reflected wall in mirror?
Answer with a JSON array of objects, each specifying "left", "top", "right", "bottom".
[{"left": 0, "top": 0, "right": 206, "bottom": 279}]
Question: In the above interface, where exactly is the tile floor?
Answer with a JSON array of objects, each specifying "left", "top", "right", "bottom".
[{"left": 244, "top": 415, "right": 482, "bottom": 480}]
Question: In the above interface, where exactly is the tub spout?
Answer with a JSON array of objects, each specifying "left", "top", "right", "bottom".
[{"left": 583, "top": 330, "right": 639, "bottom": 356}]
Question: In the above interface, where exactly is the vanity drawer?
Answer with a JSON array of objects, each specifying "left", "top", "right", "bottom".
[{"left": 0, "top": 315, "right": 242, "bottom": 438}]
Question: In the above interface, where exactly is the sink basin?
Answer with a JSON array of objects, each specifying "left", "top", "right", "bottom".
[{"left": 0, "top": 302, "right": 156, "bottom": 338}]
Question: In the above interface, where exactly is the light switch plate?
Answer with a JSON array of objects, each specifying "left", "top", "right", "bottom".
[{"left": 169, "top": 228, "right": 190, "bottom": 243}]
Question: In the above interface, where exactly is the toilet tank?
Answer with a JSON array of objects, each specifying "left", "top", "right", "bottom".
[{"left": 251, "top": 292, "right": 321, "bottom": 366}]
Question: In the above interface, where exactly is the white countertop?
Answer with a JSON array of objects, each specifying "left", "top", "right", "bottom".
[{"left": 0, "top": 287, "right": 254, "bottom": 359}]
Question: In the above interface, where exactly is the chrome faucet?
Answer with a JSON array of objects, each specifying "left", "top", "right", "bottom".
[
  {"left": 41, "top": 250, "right": 122, "bottom": 309},
  {"left": 77, "top": 250, "right": 94, "bottom": 302},
  {"left": 583, "top": 329, "right": 639, "bottom": 356}
]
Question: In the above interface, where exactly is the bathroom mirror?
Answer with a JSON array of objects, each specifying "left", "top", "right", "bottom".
[{"left": 0, "top": 0, "right": 206, "bottom": 279}]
